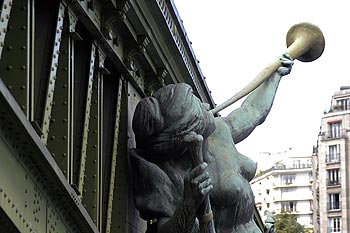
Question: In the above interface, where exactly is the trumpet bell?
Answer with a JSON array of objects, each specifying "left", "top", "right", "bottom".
[{"left": 286, "top": 22, "right": 325, "bottom": 62}]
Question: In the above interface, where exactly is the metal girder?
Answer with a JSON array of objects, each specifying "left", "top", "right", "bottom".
[
  {"left": 0, "top": 78, "right": 99, "bottom": 233},
  {"left": 78, "top": 43, "right": 97, "bottom": 196},
  {"left": 105, "top": 77, "right": 123, "bottom": 233},
  {"left": 109, "top": 76, "right": 129, "bottom": 233},
  {"left": 82, "top": 55, "right": 102, "bottom": 228},
  {"left": 0, "top": 0, "right": 32, "bottom": 118},
  {"left": 0, "top": 0, "right": 14, "bottom": 59},
  {"left": 45, "top": 3, "right": 73, "bottom": 183},
  {"left": 41, "top": 3, "right": 66, "bottom": 144}
]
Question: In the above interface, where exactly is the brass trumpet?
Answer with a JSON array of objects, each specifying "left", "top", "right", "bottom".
[{"left": 211, "top": 22, "right": 325, "bottom": 114}]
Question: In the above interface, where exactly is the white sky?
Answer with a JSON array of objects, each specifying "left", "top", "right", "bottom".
[{"left": 174, "top": 0, "right": 350, "bottom": 169}]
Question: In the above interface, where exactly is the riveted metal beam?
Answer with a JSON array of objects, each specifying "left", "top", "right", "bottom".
[
  {"left": 105, "top": 76, "right": 123, "bottom": 233},
  {"left": 46, "top": 6, "right": 73, "bottom": 182},
  {"left": 0, "top": 78, "right": 99, "bottom": 232},
  {"left": 82, "top": 57, "right": 101, "bottom": 228},
  {"left": 41, "top": 3, "right": 66, "bottom": 144},
  {"left": 109, "top": 76, "right": 128, "bottom": 233},
  {"left": 0, "top": 0, "right": 32, "bottom": 118},
  {"left": 78, "top": 43, "right": 97, "bottom": 196},
  {"left": 0, "top": 0, "right": 14, "bottom": 59}
]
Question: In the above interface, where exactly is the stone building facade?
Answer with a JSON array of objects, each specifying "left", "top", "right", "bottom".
[{"left": 313, "top": 86, "right": 350, "bottom": 233}]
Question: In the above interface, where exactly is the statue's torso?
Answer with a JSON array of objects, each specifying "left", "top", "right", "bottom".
[{"left": 205, "top": 118, "right": 260, "bottom": 232}]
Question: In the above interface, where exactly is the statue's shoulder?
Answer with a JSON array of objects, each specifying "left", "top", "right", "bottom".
[{"left": 209, "top": 117, "right": 233, "bottom": 139}]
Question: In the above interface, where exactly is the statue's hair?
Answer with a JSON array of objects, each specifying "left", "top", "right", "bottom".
[
  {"left": 132, "top": 83, "right": 207, "bottom": 162},
  {"left": 132, "top": 96, "right": 164, "bottom": 139}
]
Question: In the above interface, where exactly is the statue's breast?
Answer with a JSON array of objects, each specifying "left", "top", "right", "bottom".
[{"left": 207, "top": 119, "right": 257, "bottom": 206}]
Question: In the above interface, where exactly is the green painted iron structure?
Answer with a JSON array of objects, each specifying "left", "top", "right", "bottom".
[{"left": 0, "top": 0, "right": 265, "bottom": 232}]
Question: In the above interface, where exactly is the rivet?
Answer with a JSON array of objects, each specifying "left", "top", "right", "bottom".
[
  {"left": 6, "top": 65, "right": 12, "bottom": 70},
  {"left": 21, "top": 85, "right": 25, "bottom": 90},
  {"left": 21, "top": 65, "right": 26, "bottom": 70},
  {"left": 7, "top": 45, "right": 12, "bottom": 50},
  {"left": 21, "top": 45, "right": 26, "bottom": 50},
  {"left": 62, "top": 153, "right": 67, "bottom": 157},
  {"left": 62, "top": 136, "right": 66, "bottom": 140},
  {"left": 21, "top": 25, "right": 26, "bottom": 30},
  {"left": 50, "top": 136, "right": 56, "bottom": 140}
]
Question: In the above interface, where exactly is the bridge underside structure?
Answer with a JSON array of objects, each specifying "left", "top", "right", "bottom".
[{"left": 0, "top": 0, "right": 265, "bottom": 232}]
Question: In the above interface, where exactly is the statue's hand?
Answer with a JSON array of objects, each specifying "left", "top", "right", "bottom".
[
  {"left": 183, "top": 162, "right": 213, "bottom": 209},
  {"left": 277, "top": 53, "right": 294, "bottom": 76}
]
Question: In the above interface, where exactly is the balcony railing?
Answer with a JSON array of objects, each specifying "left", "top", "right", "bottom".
[
  {"left": 325, "top": 154, "right": 340, "bottom": 164},
  {"left": 326, "top": 178, "right": 341, "bottom": 187},
  {"left": 320, "top": 130, "right": 346, "bottom": 141},
  {"left": 327, "top": 202, "right": 341, "bottom": 211},
  {"left": 328, "top": 227, "right": 341, "bottom": 233}
]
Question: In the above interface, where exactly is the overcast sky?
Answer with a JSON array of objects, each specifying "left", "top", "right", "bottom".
[{"left": 173, "top": 0, "right": 350, "bottom": 169}]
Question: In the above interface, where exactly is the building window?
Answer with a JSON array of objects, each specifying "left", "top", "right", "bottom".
[
  {"left": 328, "top": 217, "right": 341, "bottom": 232},
  {"left": 328, "top": 193, "right": 341, "bottom": 210},
  {"left": 267, "top": 203, "right": 270, "bottom": 208},
  {"left": 336, "top": 98, "right": 349, "bottom": 110},
  {"left": 281, "top": 201, "right": 296, "bottom": 212},
  {"left": 329, "top": 122, "right": 342, "bottom": 138},
  {"left": 292, "top": 160, "right": 301, "bottom": 168},
  {"left": 326, "top": 144, "right": 340, "bottom": 163},
  {"left": 281, "top": 174, "right": 295, "bottom": 185},
  {"left": 327, "top": 169, "right": 340, "bottom": 186}
]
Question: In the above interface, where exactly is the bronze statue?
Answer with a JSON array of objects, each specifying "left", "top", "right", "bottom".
[{"left": 130, "top": 23, "right": 325, "bottom": 233}]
